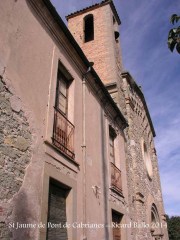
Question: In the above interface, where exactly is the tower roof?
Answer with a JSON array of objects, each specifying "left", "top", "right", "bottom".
[{"left": 66, "top": 0, "right": 121, "bottom": 25}]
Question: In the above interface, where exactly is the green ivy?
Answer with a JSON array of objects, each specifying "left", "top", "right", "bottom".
[{"left": 166, "top": 215, "right": 180, "bottom": 240}]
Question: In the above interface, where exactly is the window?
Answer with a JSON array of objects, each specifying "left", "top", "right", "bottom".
[
  {"left": 56, "top": 70, "right": 68, "bottom": 116},
  {"left": 109, "top": 134, "right": 115, "bottom": 163},
  {"left": 109, "top": 126, "right": 122, "bottom": 194},
  {"left": 151, "top": 204, "right": 162, "bottom": 239},
  {"left": 141, "top": 140, "right": 153, "bottom": 179},
  {"left": 109, "top": 126, "right": 116, "bottom": 163},
  {"left": 112, "top": 211, "right": 123, "bottom": 240},
  {"left": 114, "top": 31, "right": 120, "bottom": 40},
  {"left": 47, "top": 180, "right": 70, "bottom": 240},
  {"left": 52, "top": 64, "right": 75, "bottom": 159},
  {"left": 84, "top": 14, "right": 94, "bottom": 42}
]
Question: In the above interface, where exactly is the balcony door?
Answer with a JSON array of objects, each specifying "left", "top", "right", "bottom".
[
  {"left": 53, "top": 67, "right": 75, "bottom": 159},
  {"left": 56, "top": 71, "right": 68, "bottom": 116},
  {"left": 55, "top": 72, "right": 68, "bottom": 151}
]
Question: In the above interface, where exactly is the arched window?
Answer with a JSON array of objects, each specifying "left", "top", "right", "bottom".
[
  {"left": 141, "top": 139, "right": 153, "bottom": 179},
  {"left": 84, "top": 14, "right": 94, "bottom": 42},
  {"left": 151, "top": 204, "right": 162, "bottom": 239}
]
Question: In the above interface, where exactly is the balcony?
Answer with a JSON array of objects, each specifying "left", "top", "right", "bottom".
[
  {"left": 111, "top": 162, "right": 122, "bottom": 194},
  {"left": 52, "top": 108, "right": 75, "bottom": 160}
]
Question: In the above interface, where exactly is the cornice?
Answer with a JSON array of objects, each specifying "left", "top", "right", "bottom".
[
  {"left": 66, "top": 0, "right": 121, "bottom": 25},
  {"left": 27, "top": 0, "right": 86, "bottom": 74}
]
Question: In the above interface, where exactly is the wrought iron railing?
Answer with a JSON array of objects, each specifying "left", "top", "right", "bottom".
[
  {"left": 53, "top": 108, "right": 75, "bottom": 160},
  {"left": 111, "top": 162, "right": 122, "bottom": 194}
]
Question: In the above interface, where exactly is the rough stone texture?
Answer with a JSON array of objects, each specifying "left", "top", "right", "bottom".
[
  {"left": 122, "top": 76, "right": 168, "bottom": 239},
  {"left": 0, "top": 222, "right": 11, "bottom": 240},
  {"left": 0, "top": 77, "right": 32, "bottom": 239}
]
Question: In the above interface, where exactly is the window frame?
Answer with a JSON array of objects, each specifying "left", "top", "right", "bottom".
[
  {"left": 141, "top": 139, "right": 153, "bottom": 180},
  {"left": 109, "top": 126, "right": 117, "bottom": 164},
  {"left": 52, "top": 62, "right": 75, "bottom": 160},
  {"left": 112, "top": 210, "right": 123, "bottom": 240},
  {"left": 84, "top": 14, "right": 94, "bottom": 43},
  {"left": 55, "top": 70, "right": 70, "bottom": 117},
  {"left": 47, "top": 179, "right": 70, "bottom": 240}
]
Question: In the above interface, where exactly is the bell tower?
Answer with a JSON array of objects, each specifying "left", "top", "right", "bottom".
[
  {"left": 66, "top": 0, "right": 125, "bottom": 113},
  {"left": 67, "top": 1, "right": 169, "bottom": 240}
]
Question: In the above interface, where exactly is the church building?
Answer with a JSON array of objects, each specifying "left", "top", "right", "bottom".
[{"left": 0, "top": 0, "right": 168, "bottom": 239}]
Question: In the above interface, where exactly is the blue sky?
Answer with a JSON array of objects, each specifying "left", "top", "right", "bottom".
[{"left": 51, "top": 0, "right": 180, "bottom": 216}]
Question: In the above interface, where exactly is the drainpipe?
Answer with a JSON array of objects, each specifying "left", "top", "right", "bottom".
[
  {"left": 82, "top": 64, "right": 93, "bottom": 240},
  {"left": 101, "top": 108, "right": 110, "bottom": 240}
]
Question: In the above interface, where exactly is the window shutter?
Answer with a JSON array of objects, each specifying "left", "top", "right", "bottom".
[{"left": 47, "top": 183, "right": 68, "bottom": 240}]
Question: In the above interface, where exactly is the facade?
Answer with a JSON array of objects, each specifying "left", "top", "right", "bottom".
[{"left": 0, "top": 0, "right": 168, "bottom": 240}]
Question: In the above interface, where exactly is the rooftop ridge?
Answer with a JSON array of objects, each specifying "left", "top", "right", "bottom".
[{"left": 66, "top": 0, "right": 121, "bottom": 25}]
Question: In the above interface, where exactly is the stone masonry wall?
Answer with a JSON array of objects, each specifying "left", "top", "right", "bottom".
[
  {"left": 0, "top": 76, "right": 32, "bottom": 239},
  {"left": 123, "top": 79, "right": 168, "bottom": 239}
]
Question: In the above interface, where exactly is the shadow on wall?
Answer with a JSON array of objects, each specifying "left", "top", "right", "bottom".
[{"left": 12, "top": 189, "right": 37, "bottom": 240}]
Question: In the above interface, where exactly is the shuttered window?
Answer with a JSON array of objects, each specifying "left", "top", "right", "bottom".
[
  {"left": 109, "top": 134, "right": 115, "bottom": 163},
  {"left": 56, "top": 71, "right": 68, "bottom": 116},
  {"left": 109, "top": 127, "right": 116, "bottom": 164},
  {"left": 47, "top": 183, "right": 68, "bottom": 240},
  {"left": 53, "top": 66, "right": 75, "bottom": 159}
]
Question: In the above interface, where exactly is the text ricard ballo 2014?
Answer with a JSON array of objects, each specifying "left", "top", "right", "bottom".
[{"left": 8, "top": 221, "right": 167, "bottom": 230}]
